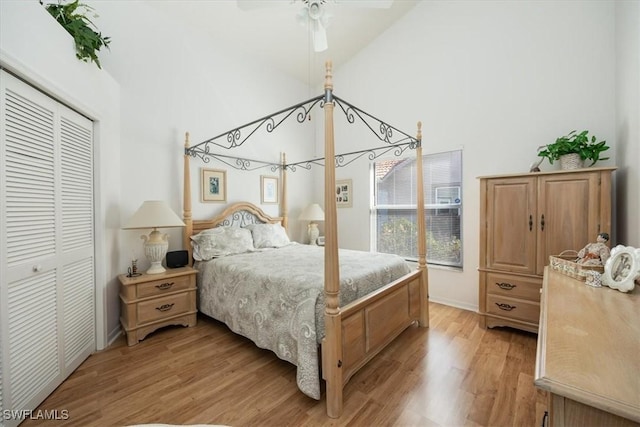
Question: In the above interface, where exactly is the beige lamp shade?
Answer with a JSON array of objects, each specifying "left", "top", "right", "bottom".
[
  {"left": 123, "top": 201, "right": 185, "bottom": 274},
  {"left": 123, "top": 200, "right": 185, "bottom": 230},
  {"left": 299, "top": 203, "right": 324, "bottom": 245},
  {"left": 299, "top": 203, "right": 325, "bottom": 222}
]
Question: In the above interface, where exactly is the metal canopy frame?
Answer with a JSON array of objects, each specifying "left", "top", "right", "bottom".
[{"left": 184, "top": 94, "right": 420, "bottom": 172}]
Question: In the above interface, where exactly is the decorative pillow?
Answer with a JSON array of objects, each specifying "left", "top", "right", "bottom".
[
  {"left": 244, "top": 223, "right": 291, "bottom": 249},
  {"left": 190, "top": 226, "right": 254, "bottom": 261}
]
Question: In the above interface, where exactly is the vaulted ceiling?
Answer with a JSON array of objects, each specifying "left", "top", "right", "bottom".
[{"left": 146, "top": 0, "right": 418, "bottom": 85}]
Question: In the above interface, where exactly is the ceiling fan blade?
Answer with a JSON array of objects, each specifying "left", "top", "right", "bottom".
[{"left": 312, "top": 19, "right": 328, "bottom": 52}]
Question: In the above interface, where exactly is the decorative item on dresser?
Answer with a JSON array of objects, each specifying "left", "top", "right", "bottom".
[
  {"left": 119, "top": 266, "right": 197, "bottom": 346},
  {"left": 299, "top": 203, "right": 325, "bottom": 245},
  {"left": 602, "top": 245, "right": 640, "bottom": 293},
  {"left": 122, "top": 200, "right": 186, "bottom": 274},
  {"left": 535, "top": 267, "right": 640, "bottom": 426},
  {"left": 478, "top": 167, "right": 615, "bottom": 333}
]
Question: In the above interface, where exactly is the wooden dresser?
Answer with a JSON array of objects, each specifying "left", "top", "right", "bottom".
[
  {"left": 535, "top": 267, "right": 640, "bottom": 426},
  {"left": 478, "top": 167, "right": 614, "bottom": 333},
  {"left": 119, "top": 266, "right": 197, "bottom": 346}
]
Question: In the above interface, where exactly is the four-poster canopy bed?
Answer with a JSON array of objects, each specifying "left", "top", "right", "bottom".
[{"left": 181, "top": 61, "right": 429, "bottom": 418}]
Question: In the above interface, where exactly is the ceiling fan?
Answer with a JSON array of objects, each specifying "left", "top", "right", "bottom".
[{"left": 237, "top": 0, "right": 394, "bottom": 53}]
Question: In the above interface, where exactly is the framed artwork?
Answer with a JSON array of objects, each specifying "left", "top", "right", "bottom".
[
  {"left": 335, "top": 179, "right": 352, "bottom": 208},
  {"left": 602, "top": 245, "right": 640, "bottom": 293},
  {"left": 261, "top": 175, "right": 278, "bottom": 204},
  {"left": 201, "top": 168, "right": 226, "bottom": 202}
]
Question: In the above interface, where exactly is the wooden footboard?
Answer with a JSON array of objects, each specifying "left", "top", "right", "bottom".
[
  {"left": 321, "top": 268, "right": 427, "bottom": 416},
  {"left": 339, "top": 269, "right": 423, "bottom": 382}
]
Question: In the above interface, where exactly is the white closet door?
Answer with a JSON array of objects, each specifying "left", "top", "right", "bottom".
[
  {"left": 0, "top": 70, "right": 95, "bottom": 426},
  {"left": 59, "top": 108, "right": 94, "bottom": 370}
]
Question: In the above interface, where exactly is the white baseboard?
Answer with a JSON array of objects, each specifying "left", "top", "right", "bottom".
[
  {"left": 429, "top": 296, "right": 477, "bottom": 313},
  {"left": 107, "top": 325, "right": 123, "bottom": 347}
]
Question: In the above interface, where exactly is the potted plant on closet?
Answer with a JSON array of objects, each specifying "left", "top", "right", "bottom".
[{"left": 537, "top": 130, "right": 610, "bottom": 170}]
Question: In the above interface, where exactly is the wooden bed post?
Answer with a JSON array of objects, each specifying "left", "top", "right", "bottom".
[
  {"left": 183, "top": 132, "right": 194, "bottom": 266},
  {"left": 322, "top": 61, "right": 343, "bottom": 418},
  {"left": 415, "top": 122, "right": 429, "bottom": 327},
  {"left": 281, "top": 152, "right": 288, "bottom": 232}
]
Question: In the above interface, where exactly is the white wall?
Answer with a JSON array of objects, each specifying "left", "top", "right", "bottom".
[
  {"left": 0, "top": 1, "right": 121, "bottom": 349},
  {"left": 90, "top": 1, "right": 318, "bottom": 337},
  {"left": 333, "top": 0, "right": 618, "bottom": 311},
  {"left": 616, "top": 0, "right": 640, "bottom": 248}
]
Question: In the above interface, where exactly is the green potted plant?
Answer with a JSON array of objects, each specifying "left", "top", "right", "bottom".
[
  {"left": 537, "top": 130, "right": 610, "bottom": 170},
  {"left": 41, "top": 0, "right": 111, "bottom": 69}
]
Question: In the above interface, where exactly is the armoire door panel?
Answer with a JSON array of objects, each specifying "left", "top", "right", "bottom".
[
  {"left": 536, "top": 173, "right": 600, "bottom": 275},
  {"left": 486, "top": 177, "right": 537, "bottom": 273}
]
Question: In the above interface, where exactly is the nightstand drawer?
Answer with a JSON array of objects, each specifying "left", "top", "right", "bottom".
[
  {"left": 486, "top": 272, "right": 542, "bottom": 302},
  {"left": 137, "top": 291, "right": 193, "bottom": 324},
  {"left": 136, "top": 274, "right": 192, "bottom": 298},
  {"left": 486, "top": 294, "right": 539, "bottom": 324}
]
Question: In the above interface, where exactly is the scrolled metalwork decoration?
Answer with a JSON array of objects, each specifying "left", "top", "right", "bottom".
[
  {"left": 184, "top": 92, "right": 423, "bottom": 173},
  {"left": 227, "top": 129, "right": 242, "bottom": 147},
  {"left": 379, "top": 122, "right": 393, "bottom": 143}
]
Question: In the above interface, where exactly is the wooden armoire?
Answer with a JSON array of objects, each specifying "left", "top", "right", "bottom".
[{"left": 478, "top": 167, "right": 615, "bottom": 333}]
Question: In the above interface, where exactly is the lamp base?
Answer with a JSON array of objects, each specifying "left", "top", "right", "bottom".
[
  {"left": 308, "top": 223, "right": 320, "bottom": 245},
  {"left": 142, "top": 229, "right": 169, "bottom": 275}
]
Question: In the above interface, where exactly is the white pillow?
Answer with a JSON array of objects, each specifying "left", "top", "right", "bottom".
[
  {"left": 190, "top": 226, "right": 254, "bottom": 261},
  {"left": 244, "top": 223, "right": 290, "bottom": 249}
]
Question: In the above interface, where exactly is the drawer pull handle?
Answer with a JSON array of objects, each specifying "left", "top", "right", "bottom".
[
  {"left": 156, "top": 303, "right": 175, "bottom": 312},
  {"left": 496, "top": 282, "right": 516, "bottom": 290},
  {"left": 495, "top": 303, "right": 516, "bottom": 311},
  {"left": 156, "top": 282, "right": 174, "bottom": 290}
]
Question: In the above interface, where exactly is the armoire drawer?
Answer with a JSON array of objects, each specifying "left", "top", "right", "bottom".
[
  {"left": 485, "top": 272, "right": 542, "bottom": 302},
  {"left": 486, "top": 295, "right": 540, "bottom": 324}
]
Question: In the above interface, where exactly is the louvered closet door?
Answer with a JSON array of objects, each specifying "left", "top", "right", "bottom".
[{"left": 0, "top": 70, "right": 95, "bottom": 426}]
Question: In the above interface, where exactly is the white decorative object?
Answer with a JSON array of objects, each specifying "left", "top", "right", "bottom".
[
  {"left": 601, "top": 245, "right": 640, "bottom": 293},
  {"left": 123, "top": 201, "right": 185, "bottom": 274},
  {"left": 299, "top": 203, "right": 324, "bottom": 245},
  {"left": 583, "top": 270, "right": 603, "bottom": 288}
]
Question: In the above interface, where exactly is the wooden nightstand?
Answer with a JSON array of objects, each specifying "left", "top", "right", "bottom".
[{"left": 119, "top": 266, "right": 197, "bottom": 346}]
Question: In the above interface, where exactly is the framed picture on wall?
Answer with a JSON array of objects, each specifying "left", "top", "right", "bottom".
[
  {"left": 336, "top": 179, "right": 352, "bottom": 208},
  {"left": 261, "top": 175, "right": 279, "bottom": 204},
  {"left": 201, "top": 168, "right": 226, "bottom": 202}
]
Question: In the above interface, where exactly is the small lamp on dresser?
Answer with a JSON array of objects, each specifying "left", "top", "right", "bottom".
[
  {"left": 122, "top": 200, "right": 185, "bottom": 274},
  {"left": 299, "top": 203, "right": 324, "bottom": 245}
]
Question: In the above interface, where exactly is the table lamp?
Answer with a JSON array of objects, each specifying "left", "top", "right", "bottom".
[
  {"left": 123, "top": 200, "right": 185, "bottom": 274},
  {"left": 299, "top": 203, "right": 324, "bottom": 245}
]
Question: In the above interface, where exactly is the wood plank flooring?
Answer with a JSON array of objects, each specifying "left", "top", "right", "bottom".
[{"left": 23, "top": 303, "right": 547, "bottom": 427}]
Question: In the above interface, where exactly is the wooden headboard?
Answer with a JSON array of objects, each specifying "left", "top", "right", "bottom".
[
  {"left": 191, "top": 202, "right": 283, "bottom": 235},
  {"left": 183, "top": 201, "right": 283, "bottom": 265}
]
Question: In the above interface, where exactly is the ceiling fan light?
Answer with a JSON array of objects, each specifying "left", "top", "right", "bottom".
[{"left": 307, "top": 0, "right": 323, "bottom": 20}]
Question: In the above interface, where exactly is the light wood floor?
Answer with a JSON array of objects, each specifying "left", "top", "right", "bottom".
[{"left": 24, "top": 303, "right": 547, "bottom": 427}]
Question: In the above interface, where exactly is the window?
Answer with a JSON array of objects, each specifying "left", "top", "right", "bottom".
[{"left": 372, "top": 150, "right": 462, "bottom": 268}]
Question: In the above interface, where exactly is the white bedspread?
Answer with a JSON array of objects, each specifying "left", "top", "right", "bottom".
[{"left": 195, "top": 243, "right": 411, "bottom": 400}]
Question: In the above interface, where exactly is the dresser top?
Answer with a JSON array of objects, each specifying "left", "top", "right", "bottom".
[{"left": 535, "top": 267, "right": 640, "bottom": 422}]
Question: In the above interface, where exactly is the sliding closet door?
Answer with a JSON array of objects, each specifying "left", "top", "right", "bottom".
[{"left": 0, "top": 70, "right": 95, "bottom": 426}]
